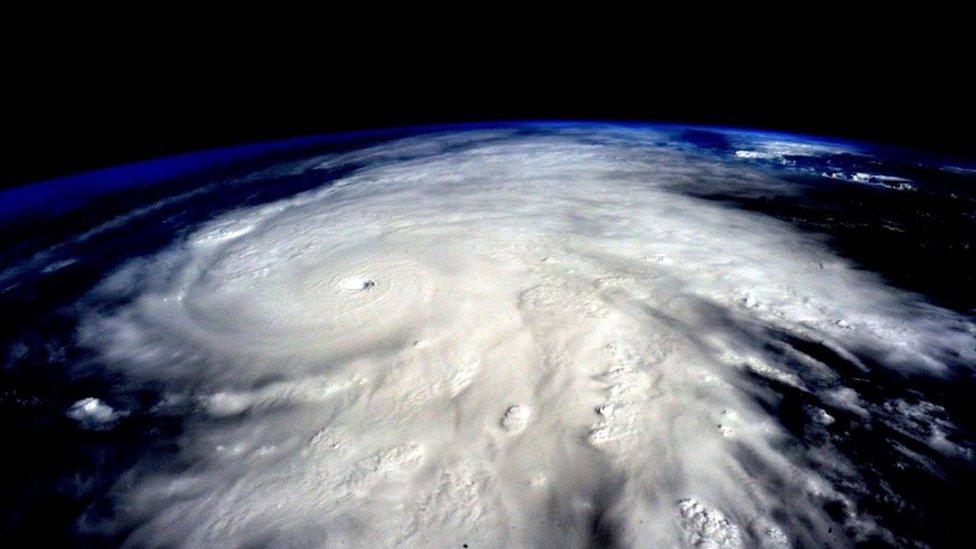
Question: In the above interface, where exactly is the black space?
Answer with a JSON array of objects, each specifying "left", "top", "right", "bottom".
[{"left": 4, "top": 26, "right": 973, "bottom": 189}]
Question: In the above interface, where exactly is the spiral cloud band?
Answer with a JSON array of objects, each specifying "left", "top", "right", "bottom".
[{"left": 80, "top": 127, "right": 974, "bottom": 546}]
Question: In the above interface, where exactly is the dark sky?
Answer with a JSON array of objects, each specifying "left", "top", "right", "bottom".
[{"left": 4, "top": 29, "right": 973, "bottom": 189}]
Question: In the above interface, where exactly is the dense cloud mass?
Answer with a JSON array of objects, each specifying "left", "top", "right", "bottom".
[{"left": 75, "top": 128, "right": 975, "bottom": 546}]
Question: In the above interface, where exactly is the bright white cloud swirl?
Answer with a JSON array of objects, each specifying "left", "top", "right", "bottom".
[{"left": 78, "top": 128, "right": 975, "bottom": 547}]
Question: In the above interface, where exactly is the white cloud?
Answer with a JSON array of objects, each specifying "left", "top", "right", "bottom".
[
  {"left": 822, "top": 171, "right": 916, "bottom": 191},
  {"left": 78, "top": 129, "right": 973, "bottom": 546},
  {"left": 67, "top": 397, "right": 123, "bottom": 428},
  {"left": 732, "top": 138, "right": 853, "bottom": 164}
]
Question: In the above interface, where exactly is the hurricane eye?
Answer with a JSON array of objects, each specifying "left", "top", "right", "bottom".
[{"left": 338, "top": 276, "right": 375, "bottom": 292}]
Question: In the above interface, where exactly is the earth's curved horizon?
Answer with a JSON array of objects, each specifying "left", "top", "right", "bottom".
[{"left": 2, "top": 122, "right": 975, "bottom": 547}]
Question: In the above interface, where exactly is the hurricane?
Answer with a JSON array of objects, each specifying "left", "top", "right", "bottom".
[{"left": 3, "top": 124, "right": 975, "bottom": 547}]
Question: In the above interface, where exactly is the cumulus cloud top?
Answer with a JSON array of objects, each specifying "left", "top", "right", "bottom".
[
  {"left": 67, "top": 397, "right": 123, "bottom": 428},
  {"left": 78, "top": 127, "right": 974, "bottom": 546}
]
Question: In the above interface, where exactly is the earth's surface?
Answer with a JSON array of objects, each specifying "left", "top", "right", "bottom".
[{"left": 2, "top": 123, "right": 975, "bottom": 547}]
